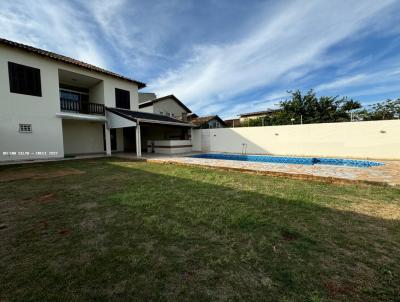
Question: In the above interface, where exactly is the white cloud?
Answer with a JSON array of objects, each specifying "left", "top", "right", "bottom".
[
  {"left": 81, "top": 0, "right": 188, "bottom": 75},
  {"left": 315, "top": 74, "right": 369, "bottom": 91},
  {"left": 315, "top": 62, "right": 400, "bottom": 93},
  {"left": 0, "top": 0, "right": 108, "bottom": 68},
  {"left": 0, "top": 0, "right": 398, "bottom": 116},
  {"left": 149, "top": 0, "right": 395, "bottom": 116}
]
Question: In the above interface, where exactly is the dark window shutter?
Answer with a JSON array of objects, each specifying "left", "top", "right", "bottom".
[
  {"left": 115, "top": 88, "right": 130, "bottom": 109},
  {"left": 8, "top": 62, "right": 42, "bottom": 97}
]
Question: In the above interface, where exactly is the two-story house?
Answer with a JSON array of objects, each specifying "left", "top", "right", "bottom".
[
  {"left": 0, "top": 38, "right": 193, "bottom": 162},
  {"left": 138, "top": 93, "right": 192, "bottom": 121}
]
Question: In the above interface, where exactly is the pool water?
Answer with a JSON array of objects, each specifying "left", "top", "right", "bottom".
[{"left": 190, "top": 153, "right": 384, "bottom": 168}]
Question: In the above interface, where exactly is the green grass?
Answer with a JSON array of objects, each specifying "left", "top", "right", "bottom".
[{"left": 0, "top": 158, "right": 399, "bottom": 301}]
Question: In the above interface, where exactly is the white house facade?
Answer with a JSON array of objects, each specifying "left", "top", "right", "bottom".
[
  {"left": 0, "top": 38, "right": 193, "bottom": 162},
  {"left": 138, "top": 94, "right": 192, "bottom": 121}
]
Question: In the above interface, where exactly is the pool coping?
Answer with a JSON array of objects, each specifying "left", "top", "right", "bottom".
[{"left": 145, "top": 158, "right": 393, "bottom": 187}]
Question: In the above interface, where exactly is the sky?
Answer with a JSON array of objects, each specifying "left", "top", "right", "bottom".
[{"left": 1, "top": 0, "right": 400, "bottom": 118}]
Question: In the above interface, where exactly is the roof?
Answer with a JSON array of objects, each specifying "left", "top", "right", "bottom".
[
  {"left": 138, "top": 94, "right": 192, "bottom": 113},
  {"left": 223, "top": 118, "right": 240, "bottom": 127},
  {"left": 239, "top": 109, "right": 277, "bottom": 117},
  {"left": 106, "top": 107, "right": 194, "bottom": 127},
  {"left": 0, "top": 38, "right": 146, "bottom": 89},
  {"left": 187, "top": 113, "right": 199, "bottom": 118},
  {"left": 191, "top": 115, "right": 227, "bottom": 127},
  {"left": 138, "top": 92, "right": 157, "bottom": 103}
]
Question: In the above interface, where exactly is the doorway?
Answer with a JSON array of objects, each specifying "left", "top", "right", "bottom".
[
  {"left": 110, "top": 129, "right": 117, "bottom": 151},
  {"left": 123, "top": 127, "right": 136, "bottom": 152}
]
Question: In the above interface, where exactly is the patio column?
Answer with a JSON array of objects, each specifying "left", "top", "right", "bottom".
[
  {"left": 135, "top": 122, "right": 142, "bottom": 157},
  {"left": 105, "top": 123, "right": 112, "bottom": 156}
]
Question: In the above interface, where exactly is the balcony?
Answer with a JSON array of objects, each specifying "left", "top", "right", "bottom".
[{"left": 60, "top": 98, "right": 105, "bottom": 115}]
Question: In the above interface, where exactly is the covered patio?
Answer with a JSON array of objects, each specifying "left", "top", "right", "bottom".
[{"left": 105, "top": 108, "right": 194, "bottom": 157}]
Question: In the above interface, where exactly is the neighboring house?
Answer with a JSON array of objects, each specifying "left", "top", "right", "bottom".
[
  {"left": 190, "top": 115, "right": 227, "bottom": 129},
  {"left": 138, "top": 92, "right": 157, "bottom": 103},
  {"left": 224, "top": 118, "right": 240, "bottom": 128},
  {"left": 0, "top": 38, "right": 193, "bottom": 162},
  {"left": 239, "top": 109, "right": 278, "bottom": 123},
  {"left": 139, "top": 94, "right": 192, "bottom": 122},
  {"left": 187, "top": 113, "right": 198, "bottom": 120}
]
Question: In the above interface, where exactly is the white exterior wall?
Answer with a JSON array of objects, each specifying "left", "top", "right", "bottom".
[
  {"left": 139, "top": 105, "right": 154, "bottom": 113},
  {"left": 62, "top": 120, "right": 104, "bottom": 155},
  {"left": 0, "top": 46, "right": 64, "bottom": 161},
  {"left": 89, "top": 81, "right": 105, "bottom": 104},
  {"left": 116, "top": 128, "right": 124, "bottom": 152},
  {"left": 153, "top": 99, "right": 188, "bottom": 119},
  {"left": 103, "top": 78, "right": 139, "bottom": 110},
  {"left": 239, "top": 115, "right": 266, "bottom": 123},
  {"left": 140, "top": 98, "right": 189, "bottom": 119},
  {"left": 0, "top": 44, "right": 140, "bottom": 161},
  {"left": 192, "top": 120, "right": 400, "bottom": 160}
]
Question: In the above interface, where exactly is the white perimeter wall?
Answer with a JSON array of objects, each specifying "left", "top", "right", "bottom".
[{"left": 192, "top": 120, "right": 400, "bottom": 160}]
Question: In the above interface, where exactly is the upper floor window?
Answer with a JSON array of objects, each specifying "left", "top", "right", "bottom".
[
  {"left": 60, "top": 87, "right": 89, "bottom": 103},
  {"left": 8, "top": 62, "right": 42, "bottom": 97},
  {"left": 115, "top": 88, "right": 130, "bottom": 109}
]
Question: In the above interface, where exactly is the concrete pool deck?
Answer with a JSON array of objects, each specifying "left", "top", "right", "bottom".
[{"left": 134, "top": 153, "right": 400, "bottom": 187}]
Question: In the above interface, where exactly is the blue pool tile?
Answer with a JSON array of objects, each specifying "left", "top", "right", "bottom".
[{"left": 190, "top": 154, "right": 383, "bottom": 168}]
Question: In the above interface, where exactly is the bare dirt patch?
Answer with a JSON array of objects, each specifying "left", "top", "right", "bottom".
[
  {"left": 281, "top": 230, "right": 299, "bottom": 241},
  {"left": 347, "top": 201, "right": 400, "bottom": 220},
  {"left": 324, "top": 279, "right": 355, "bottom": 298},
  {"left": 58, "top": 229, "right": 71, "bottom": 236},
  {"left": 22, "top": 192, "right": 57, "bottom": 204},
  {"left": 78, "top": 202, "right": 98, "bottom": 209},
  {"left": 36, "top": 193, "right": 57, "bottom": 203},
  {"left": 37, "top": 220, "right": 49, "bottom": 229},
  {"left": 0, "top": 167, "right": 85, "bottom": 182},
  {"left": 320, "top": 194, "right": 400, "bottom": 220}
]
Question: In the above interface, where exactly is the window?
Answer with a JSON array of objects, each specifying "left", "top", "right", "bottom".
[
  {"left": 59, "top": 87, "right": 89, "bottom": 103},
  {"left": 159, "top": 111, "right": 163, "bottom": 115},
  {"left": 166, "top": 112, "right": 170, "bottom": 117},
  {"left": 19, "top": 124, "right": 32, "bottom": 133},
  {"left": 115, "top": 88, "right": 130, "bottom": 109},
  {"left": 8, "top": 62, "right": 42, "bottom": 97}
]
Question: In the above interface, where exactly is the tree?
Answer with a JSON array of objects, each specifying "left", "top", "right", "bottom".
[
  {"left": 363, "top": 99, "right": 400, "bottom": 120},
  {"left": 240, "top": 90, "right": 398, "bottom": 127},
  {"left": 269, "top": 90, "right": 361, "bottom": 125}
]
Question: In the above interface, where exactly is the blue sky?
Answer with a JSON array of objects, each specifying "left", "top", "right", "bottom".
[{"left": 1, "top": 0, "right": 400, "bottom": 118}]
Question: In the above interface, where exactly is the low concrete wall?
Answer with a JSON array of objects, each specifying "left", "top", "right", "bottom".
[
  {"left": 147, "top": 140, "right": 192, "bottom": 154},
  {"left": 192, "top": 120, "right": 400, "bottom": 160}
]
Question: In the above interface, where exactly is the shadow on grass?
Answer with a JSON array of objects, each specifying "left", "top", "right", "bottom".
[{"left": 0, "top": 158, "right": 399, "bottom": 301}]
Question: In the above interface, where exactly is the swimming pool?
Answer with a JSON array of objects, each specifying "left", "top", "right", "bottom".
[{"left": 189, "top": 153, "right": 384, "bottom": 168}]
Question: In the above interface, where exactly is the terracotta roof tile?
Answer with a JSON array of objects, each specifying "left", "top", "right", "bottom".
[{"left": 0, "top": 38, "right": 146, "bottom": 88}]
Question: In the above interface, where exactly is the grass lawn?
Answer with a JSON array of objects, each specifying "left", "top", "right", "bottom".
[{"left": 0, "top": 158, "right": 399, "bottom": 301}]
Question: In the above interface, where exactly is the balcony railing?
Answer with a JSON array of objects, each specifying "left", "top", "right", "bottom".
[{"left": 60, "top": 98, "right": 105, "bottom": 115}]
